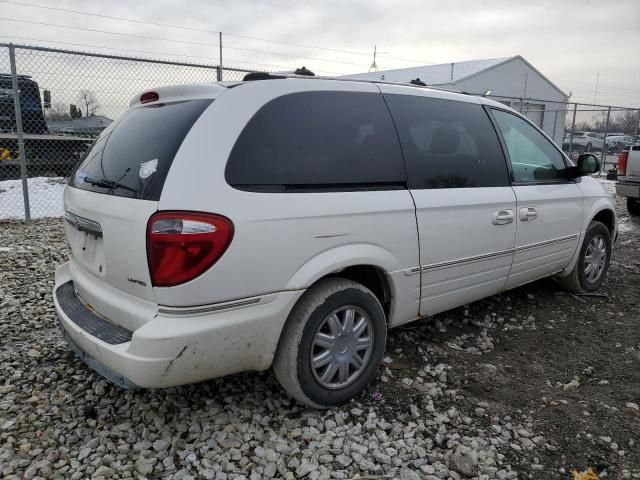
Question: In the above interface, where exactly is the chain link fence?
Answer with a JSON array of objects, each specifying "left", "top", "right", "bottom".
[
  {"left": 468, "top": 93, "right": 640, "bottom": 174},
  {"left": 1, "top": 42, "right": 639, "bottom": 220},
  {"left": 0, "top": 43, "right": 258, "bottom": 220}
]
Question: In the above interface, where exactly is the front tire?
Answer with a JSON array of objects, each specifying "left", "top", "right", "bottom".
[
  {"left": 273, "top": 277, "right": 387, "bottom": 408},
  {"left": 558, "top": 221, "right": 611, "bottom": 293},
  {"left": 627, "top": 198, "right": 640, "bottom": 216}
]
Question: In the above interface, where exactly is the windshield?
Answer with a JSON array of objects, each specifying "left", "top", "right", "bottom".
[{"left": 71, "top": 98, "right": 212, "bottom": 200}]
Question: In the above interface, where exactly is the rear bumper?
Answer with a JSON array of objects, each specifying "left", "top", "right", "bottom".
[
  {"left": 54, "top": 261, "right": 304, "bottom": 388},
  {"left": 616, "top": 181, "right": 640, "bottom": 199}
]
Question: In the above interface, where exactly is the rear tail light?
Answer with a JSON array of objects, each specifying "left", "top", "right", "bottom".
[
  {"left": 147, "top": 212, "right": 233, "bottom": 287},
  {"left": 618, "top": 150, "right": 629, "bottom": 176}
]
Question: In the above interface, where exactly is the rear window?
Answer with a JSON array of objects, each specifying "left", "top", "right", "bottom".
[
  {"left": 225, "top": 91, "right": 406, "bottom": 191},
  {"left": 72, "top": 99, "right": 212, "bottom": 200}
]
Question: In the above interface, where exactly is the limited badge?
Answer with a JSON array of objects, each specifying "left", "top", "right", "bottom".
[{"left": 139, "top": 158, "right": 158, "bottom": 179}]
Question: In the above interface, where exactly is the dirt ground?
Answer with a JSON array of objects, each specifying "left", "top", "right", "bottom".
[{"left": 368, "top": 191, "right": 640, "bottom": 478}]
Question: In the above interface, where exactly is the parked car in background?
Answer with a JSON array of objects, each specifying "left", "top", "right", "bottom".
[
  {"left": 54, "top": 75, "right": 617, "bottom": 407},
  {"left": 562, "top": 131, "right": 608, "bottom": 153},
  {"left": 607, "top": 135, "right": 635, "bottom": 153},
  {"left": 616, "top": 144, "right": 640, "bottom": 215}
]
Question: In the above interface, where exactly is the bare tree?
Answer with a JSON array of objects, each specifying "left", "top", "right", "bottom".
[
  {"left": 618, "top": 110, "right": 640, "bottom": 134},
  {"left": 79, "top": 90, "right": 100, "bottom": 117},
  {"left": 45, "top": 102, "right": 71, "bottom": 121}
]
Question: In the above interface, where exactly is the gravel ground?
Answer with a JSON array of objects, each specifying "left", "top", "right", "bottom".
[{"left": 1, "top": 194, "right": 639, "bottom": 480}]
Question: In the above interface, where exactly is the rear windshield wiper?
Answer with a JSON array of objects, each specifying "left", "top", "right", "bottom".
[{"left": 83, "top": 175, "right": 138, "bottom": 194}]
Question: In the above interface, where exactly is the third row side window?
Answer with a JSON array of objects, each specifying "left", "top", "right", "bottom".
[
  {"left": 226, "top": 91, "right": 405, "bottom": 189},
  {"left": 384, "top": 94, "right": 510, "bottom": 189}
]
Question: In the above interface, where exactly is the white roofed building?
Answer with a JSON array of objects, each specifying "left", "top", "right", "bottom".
[{"left": 347, "top": 56, "right": 568, "bottom": 144}]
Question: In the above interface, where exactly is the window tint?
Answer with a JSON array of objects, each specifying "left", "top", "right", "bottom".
[
  {"left": 225, "top": 91, "right": 405, "bottom": 190},
  {"left": 492, "top": 109, "right": 567, "bottom": 183},
  {"left": 384, "top": 94, "right": 509, "bottom": 189},
  {"left": 73, "top": 99, "right": 212, "bottom": 200}
]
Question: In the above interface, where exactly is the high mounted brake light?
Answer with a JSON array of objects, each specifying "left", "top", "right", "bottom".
[
  {"left": 140, "top": 91, "right": 159, "bottom": 104},
  {"left": 147, "top": 212, "right": 233, "bottom": 287}
]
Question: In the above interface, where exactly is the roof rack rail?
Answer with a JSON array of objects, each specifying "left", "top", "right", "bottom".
[
  {"left": 294, "top": 66, "right": 315, "bottom": 76},
  {"left": 237, "top": 70, "right": 470, "bottom": 97},
  {"left": 242, "top": 71, "right": 286, "bottom": 81}
]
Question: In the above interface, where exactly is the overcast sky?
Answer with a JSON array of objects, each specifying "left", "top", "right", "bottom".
[{"left": 3, "top": 0, "right": 639, "bottom": 107}]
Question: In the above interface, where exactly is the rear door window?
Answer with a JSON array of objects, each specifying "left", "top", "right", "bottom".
[
  {"left": 72, "top": 99, "right": 212, "bottom": 200},
  {"left": 384, "top": 94, "right": 509, "bottom": 189},
  {"left": 225, "top": 91, "right": 406, "bottom": 191}
]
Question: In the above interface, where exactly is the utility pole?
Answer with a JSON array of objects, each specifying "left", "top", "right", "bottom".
[
  {"left": 591, "top": 72, "right": 599, "bottom": 123},
  {"left": 520, "top": 73, "right": 528, "bottom": 113}
]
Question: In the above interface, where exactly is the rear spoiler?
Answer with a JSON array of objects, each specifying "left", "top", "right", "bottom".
[{"left": 130, "top": 83, "right": 228, "bottom": 108}]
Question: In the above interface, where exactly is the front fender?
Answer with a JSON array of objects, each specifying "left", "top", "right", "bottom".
[{"left": 558, "top": 179, "right": 616, "bottom": 277}]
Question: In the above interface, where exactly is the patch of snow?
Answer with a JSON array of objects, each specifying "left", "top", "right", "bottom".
[{"left": 0, "top": 177, "right": 66, "bottom": 220}]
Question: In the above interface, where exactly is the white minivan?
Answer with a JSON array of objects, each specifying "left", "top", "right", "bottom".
[{"left": 54, "top": 74, "right": 616, "bottom": 407}]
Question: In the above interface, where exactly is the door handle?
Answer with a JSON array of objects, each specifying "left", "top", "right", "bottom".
[
  {"left": 492, "top": 209, "right": 514, "bottom": 225},
  {"left": 519, "top": 207, "right": 538, "bottom": 221}
]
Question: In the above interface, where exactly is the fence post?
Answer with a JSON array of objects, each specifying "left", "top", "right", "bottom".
[
  {"left": 217, "top": 32, "right": 223, "bottom": 81},
  {"left": 8, "top": 45, "right": 30, "bottom": 221},
  {"left": 599, "top": 106, "right": 611, "bottom": 175},
  {"left": 568, "top": 103, "right": 577, "bottom": 158}
]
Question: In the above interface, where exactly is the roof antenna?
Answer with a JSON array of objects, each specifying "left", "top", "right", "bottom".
[
  {"left": 369, "top": 45, "right": 379, "bottom": 72},
  {"left": 410, "top": 78, "right": 426, "bottom": 86},
  {"left": 368, "top": 45, "right": 388, "bottom": 73}
]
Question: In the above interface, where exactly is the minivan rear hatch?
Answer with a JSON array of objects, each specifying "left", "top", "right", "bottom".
[{"left": 64, "top": 86, "right": 222, "bottom": 329}]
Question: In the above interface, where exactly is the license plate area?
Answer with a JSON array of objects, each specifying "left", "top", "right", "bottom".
[{"left": 65, "top": 211, "right": 106, "bottom": 277}]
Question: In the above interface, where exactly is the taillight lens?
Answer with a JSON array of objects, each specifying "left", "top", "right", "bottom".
[
  {"left": 618, "top": 150, "right": 629, "bottom": 176},
  {"left": 147, "top": 212, "right": 233, "bottom": 287}
]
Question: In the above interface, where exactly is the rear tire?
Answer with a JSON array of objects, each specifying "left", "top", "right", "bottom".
[
  {"left": 273, "top": 277, "right": 387, "bottom": 408},
  {"left": 627, "top": 198, "right": 640, "bottom": 216},
  {"left": 558, "top": 221, "right": 611, "bottom": 293}
]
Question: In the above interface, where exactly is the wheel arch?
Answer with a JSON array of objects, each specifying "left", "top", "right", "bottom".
[
  {"left": 591, "top": 207, "right": 616, "bottom": 239},
  {"left": 284, "top": 244, "right": 402, "bottom": 322},
  {"left": 559, "top": 204, "right": 617, "bottom": 278}
]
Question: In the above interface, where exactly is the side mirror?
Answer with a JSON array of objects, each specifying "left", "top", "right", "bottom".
[{"left": 577, "top": 154, "right": 600, "bottom": 176}]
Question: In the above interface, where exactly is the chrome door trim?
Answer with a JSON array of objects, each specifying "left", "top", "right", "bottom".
[
  {"left": 421, "top": 248, "right": 515, "bottom": 272},
  {"left": 514, "top": 233, "right": 579, "bottom": 253},
  {"left": 419, "top": 233, "right": 580, "bottom": 272}
]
